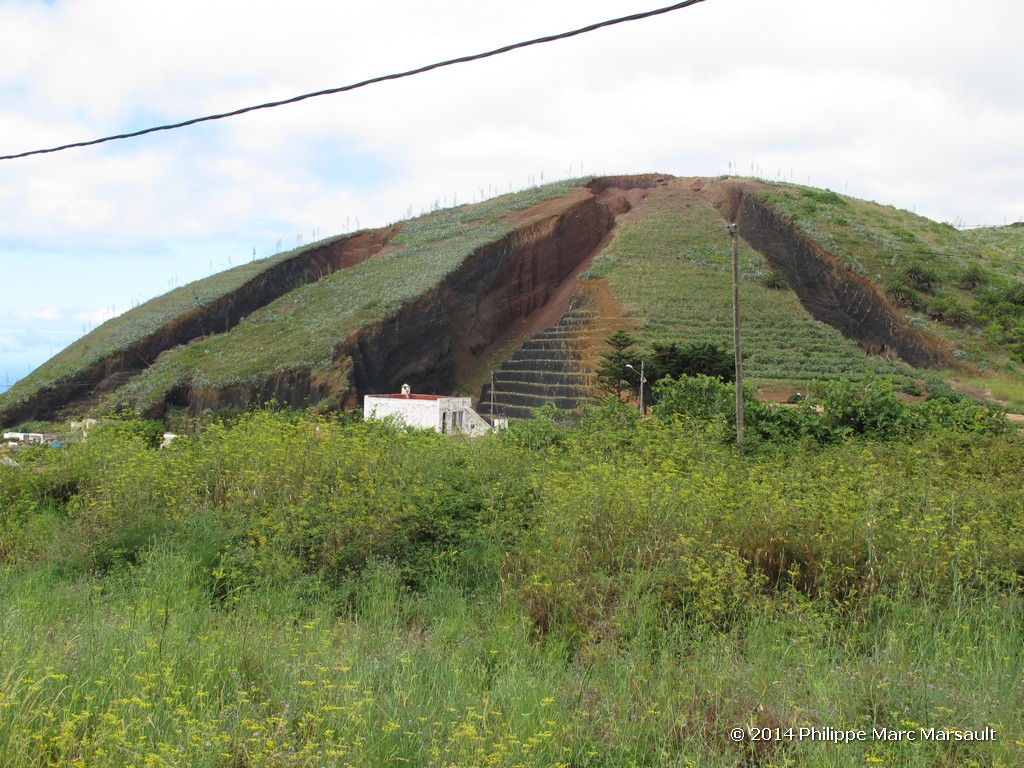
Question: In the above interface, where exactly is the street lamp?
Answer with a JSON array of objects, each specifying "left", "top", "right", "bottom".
[
  {"left": 727, "top": 222, "right": 745, "bottom": 454},
  {"left": 626, "top": 361, "right": 646, "bottom": 414}
]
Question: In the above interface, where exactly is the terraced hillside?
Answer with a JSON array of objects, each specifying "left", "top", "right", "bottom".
[
  {"left": 592, "top": 180, "right": 928, "bottom": 382},
  {"left": 3, "top": 174, "right": 1023, "bottom": 427}
]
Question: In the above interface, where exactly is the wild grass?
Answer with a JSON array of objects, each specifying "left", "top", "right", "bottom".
[
  {"left": 3, "top": 559, "right": 1018, "bottom": 767},
  {"left": 949, "top": 371, "right": 1024, "bottom": 411},
  {"left": 1, "top": 407, "right": 1022, "bottom": 765}
]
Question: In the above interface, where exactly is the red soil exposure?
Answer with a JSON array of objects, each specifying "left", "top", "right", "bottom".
[
  {"left": 343, "top": 191, "right": 628, "bottom": 399},
  {"left": 306, "top": 225, "right": 401, "bottom": 273}
]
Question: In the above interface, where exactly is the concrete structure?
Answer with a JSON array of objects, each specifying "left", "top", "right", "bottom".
[
  {"left": 3, "top": 432, "right": 57, "bottom": 445},
  {"left": 363, "top": 386, "right": 491, "bottom": 436}
]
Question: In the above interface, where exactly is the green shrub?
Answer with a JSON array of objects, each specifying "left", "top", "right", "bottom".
[
  {"left": 91, "top": 416, "right": 165, "bottom": 449},
  {"left": 813, "top": 376, "right": 911, "bottom": 438},
  {"left": 1004, "top": 282, "right": 1024, "bottom": 306},
  {"left": 647, "top": 341, "right": 735, "bottom": 384},
  {"left": 885, "top": 278, "right": 921, "bottom": 309},
  {"left": 761, "top": 268, "right": 789, "bottom": 289},
  {"left": 921, "top": 373, "right": 962, "bottom": 402},
  {"left": 650, "top": 373, "right": 740, "bottom": 426},
  {"left": 926, "top": 295, "right": 972, "bottom": 327},
  {"left": 958, "top": 263, "right": 990, "bottom": 290},
  {"left": 899, "top": 263, "right": 940, "bottom": 293}
]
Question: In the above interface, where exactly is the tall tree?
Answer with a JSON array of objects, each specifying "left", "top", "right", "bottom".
[{"left": 595, "top": 330, "right": 639, "bottom": 399}]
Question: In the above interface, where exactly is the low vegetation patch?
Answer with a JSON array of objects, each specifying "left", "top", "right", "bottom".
[{"left": 1, "top": 395, "right": 1021, "bottom": 766}]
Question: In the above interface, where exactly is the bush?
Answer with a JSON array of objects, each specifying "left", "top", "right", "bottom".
[
  {"left": 921, "top": 373, "right": 962, "bottom": 402},
  {"left": 926, "top": 296, "right": 972, "bottom": 327},
  {"left": 885, "top": 278, "right": 921, "bottom": 309},
  {"left": 650, "top": 374, "right": 740, "bottom": 426},
  {"left": 813, "top": 376, "right": 911, "bottom": 438},
  {"left": 1004, "top": 282, "right": 1024, "bottom": 306},
  {"left": 648, "top": 341, "right": 735, "bottom": 384},
  {"left": 761, "top": 268, "right": 789, "bottom": 290},
  {"left": 899, "top": 263, "right": 941, "bottom": 293},
  {"left": 958, "top": 263, "right": 989, "bottom": 290},
  {"left": 91, "top": 417, "right": 165, "bottom": 449}
]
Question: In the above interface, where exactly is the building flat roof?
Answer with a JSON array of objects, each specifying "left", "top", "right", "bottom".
[{"left": 366, "top": 394, "right": 445, "bottom": 401}]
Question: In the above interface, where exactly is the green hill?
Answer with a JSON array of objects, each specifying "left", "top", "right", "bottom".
[{"left": 3, "top": 175, "right": 1023, "bottom": 427}]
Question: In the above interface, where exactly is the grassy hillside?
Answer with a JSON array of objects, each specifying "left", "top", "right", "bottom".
[
  {"left": 758, "top": 185, "right": 1024, "bottom": 376},
  {"left": 0, "top": 243, "right": 322, "bottom": 407},
  {"left": 591, "top": 180, "right": 918, "bottom": 384},
  {"left": 4, "top": 175, "right": 1024, "bottom": 425}
]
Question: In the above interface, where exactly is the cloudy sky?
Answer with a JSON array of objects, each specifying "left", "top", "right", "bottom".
[{"left": 1, "top": 0, "right": 1022, "bottom": 390}]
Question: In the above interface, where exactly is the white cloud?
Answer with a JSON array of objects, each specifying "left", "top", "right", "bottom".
[{"left": 16, "top": 309, "right": 59, "bottom": 321}]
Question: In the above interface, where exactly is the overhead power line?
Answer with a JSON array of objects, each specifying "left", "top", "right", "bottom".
[{"left": 1, "top": 0, "right": 708, "bottom": 161}]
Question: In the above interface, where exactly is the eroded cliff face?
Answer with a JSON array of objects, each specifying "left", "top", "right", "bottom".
[
  {"left": 732, "top": 187, "right": 955, "bottom": 369},
  {"left": 2, "top": 227, "right": 399, "bottom": 425},
  {"left": 344, "top": 192, "right": 619, "bottom": 397}
]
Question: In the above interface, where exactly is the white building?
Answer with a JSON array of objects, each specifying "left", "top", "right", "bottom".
[
  {"left": 3, "top": 432, "right": 56, "bottom": 445},
  {"left": 363, "top": 385, "right": 491, "bottom": 436}
]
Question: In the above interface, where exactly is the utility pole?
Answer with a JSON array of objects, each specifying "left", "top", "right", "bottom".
[
  {"left": 626, "top": 361, "right": 646, "bottom": 415},
  {"left": 639, "top": 359, "right": 645, "bottom": 415},
  {"left": 729, "top": 222, "right": 745, "bottom": 454}
]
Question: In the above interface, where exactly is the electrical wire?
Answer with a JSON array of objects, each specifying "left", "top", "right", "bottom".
[{"left": 1, "top": 0, "right": 708, "bottom": 161}]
